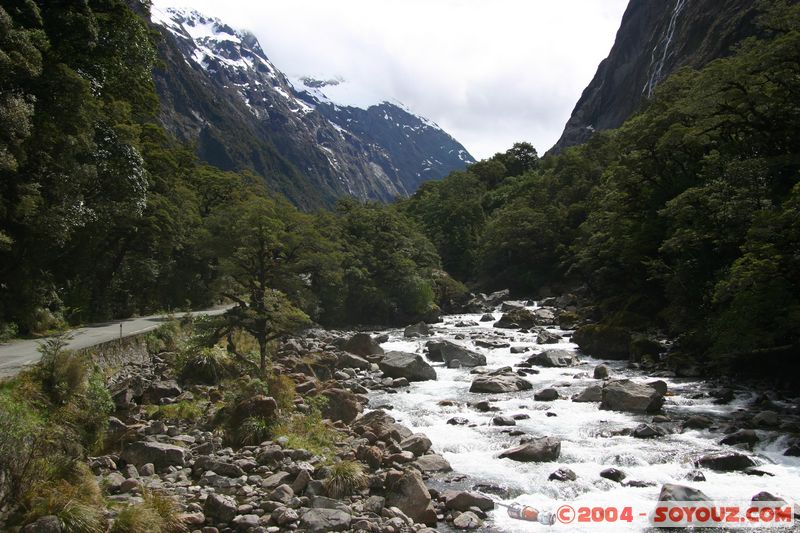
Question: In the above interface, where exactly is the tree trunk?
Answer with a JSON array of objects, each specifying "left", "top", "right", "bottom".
[{"left": 258, "top": 333, "right": 267, "bottom": 374}]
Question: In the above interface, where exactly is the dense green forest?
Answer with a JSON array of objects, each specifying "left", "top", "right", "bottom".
[
  {"left": 2, "top": 0, "right": 798, "bottom": 375},
  {"left": 0, "top": 0, "right": 461, "bottom": 340},
  {"left": 401, "top": 1, "right": 800, "bottom": 372}
]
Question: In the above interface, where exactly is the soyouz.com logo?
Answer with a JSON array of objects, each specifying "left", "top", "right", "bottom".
[{"left": 544, "top": 500, "right": 795, "bottom": 528}]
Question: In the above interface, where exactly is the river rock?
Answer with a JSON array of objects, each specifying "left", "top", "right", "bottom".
[
  {"left": 784, "top": 443, "right": 800, "bottom": 456},
  {"left": 404, "top": 322, "right": 431, "bottom": 338},
  {"left": 121, "top": 441, "right": 186, "bottom": 470},
  {"left": 549, "top": 467, "right": 577, "bottom": 482},
  {"left": 600, "top": 379, "right": 664, "bottom": 413},
  {"left": 593, "top": 364, "right": 609, "bottom": 379},
  {"left": 415, "top": 454, "right": 452, "bottom": 473},
  {"left": 443, "top": 490, "right": 495, "bottom": 511},
  {"left": 194, "top": 455, "right": 245, "bottom": 478},
  {"left": 494, "top": 308, "right": 538, "bottom": 329},
  {"left": 400, "top": 434, "right": 432, "bottom": 456},
  {"left": 320, "top": 388, "right": 363, "bottom": 423},
  {"left": 572, "top": 384, "right": 603, "bottom": 403},
  {"left": 573, "top": 324, "right": 632, "bottom": 360},
  {"left": 685, "top": 469, "right": 706, "bottom": 482},
  {"left": 204, "top": 493, "right": 238, "bottom": 522},
  {"left": 600, "top": 468, "right": 626, "bottom": 482},
  {"left": 697, "top": 451, "right": 757, "bottom": 471},
  {"left": 343, "top": 333, "right": 384, "bottom": 356},
  {"left": 447, "top": 417, "right": 469, "bottom": 425},
  {"left": 720, "top": 429, "right": 759, "bottom": 447},
  {"left": 453, "top": 511, "right": 483, "bottom": 530},
  {"left": 480, "top": 313, "right": 495, "bottom": 322},
  {"left": 492, "top": 415, "right": 516, "bottom": 426},
  {"left": 498, "top": 437, "right": 560, "bottom": 462},
  {"left": 658, "top": 483, "right": 710, "bottom": 502},
  {"left": 469, "top": 373, "right": 532, "bottom": 393},
  {"left": 385, "top": 469, "right": 436, "bottom": 525},
  {"left": 336, "top": 351, "right": 371, "bottom": 370},
  {"left": 534, "top": 388, "right": 559, "bottom": 401},
  {"left": 683, "top": 415, "right": 713, "bottom": 429},
  {"left": 527, "top": 349, "right": 578, "bottom": 367},
  {"left": 536, "top": 330, "right": 561, "bottom": 344},
  {"left": 633, "top": 423, "right": 662, "bottom": 438},
  {"left": 427, "top": 340, "right": 486, "bottom": 367},
  {"left": 143, "top": 380, "right": 182, "bottom": 404},
  {"left": 22, "top": 516, "right": 61, "bottom": 533},
  {"left": 752, "top": 410, "right": 779, "bottom": 427},
  {"left": 379, "top": 351, "right": 436, "bottom": 381},
  {"left": 300, "top": 508, "right": 351, "bottom": 533}
]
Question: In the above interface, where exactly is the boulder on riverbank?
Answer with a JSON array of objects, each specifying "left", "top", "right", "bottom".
[
  {"left": 469, "top": 371, "right": 532, "bottom": 393},
  {"left": 379, "top": 351, "right": 436, "bottom": 381},
  {"left": 600, "top": 379, "right": 664, "bottom": 413},
  {"left": 696, "top": 451, "right": 757, "bottom": 472},
  {"left": 342, "top": 333, "right": 384, "bottom": 356},
  {"left": 498, "top": 437, "right": 561, "bottom": 462}
]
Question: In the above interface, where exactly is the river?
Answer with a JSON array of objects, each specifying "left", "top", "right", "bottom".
[{"left": 367, "top": 301, "right": 800, "bottom": 532}]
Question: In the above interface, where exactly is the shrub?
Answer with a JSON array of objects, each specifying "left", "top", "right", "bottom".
[
  {"left": 267, "top": 373, "right": 296, "bottom": 410},
  {"left": 323, "top": 460, "right": 367, "bottom": 498},
  {"left": 0, "top": 390, "right": 46, "bottom": 508},
  {"left": 180, "top": 345, "right": 230, "bottom": 385},
  {"left": 37, "top": 336, "right": 87, "bottom": 405},
  {"left": 24, "top": 462, "right": 104, "bottom": 533},
  {"left": 237, "top": 416, "right": 272, "bottom": 446},
  {"left": 147, "top": 400, "right": 205, "bottom": 422},
  {"left": 146, "top": 319, "right": 182, "bottom": 354},
  {"left": 0, "top": 321, "right": 18, "bottom": 342},
  {"left": 111, "top": 490, "right": 186, "bottom": 533},
  {"left": 271, "top": 397, "right": 340, "bottom": 457}
]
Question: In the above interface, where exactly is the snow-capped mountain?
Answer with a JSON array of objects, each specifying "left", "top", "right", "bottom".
[{"left": 149, "top": 6, "right": 474, "bottom": 208}]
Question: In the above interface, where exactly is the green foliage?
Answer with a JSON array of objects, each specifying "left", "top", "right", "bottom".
[
  {"left": 111, "top": 490, "right": 187, "bottom": 533},
  {"left": 324, "top": 460, "right": 368, "bottom": 498},
  {"left": 267, "top": 373, "right": 296, "bottom": 411},
  {"left": 399, "top": 0, "right": 800, "bottom": 373},
  {"left": 0, "top": 387, "right": 46, "bottom": 509},
  {"left": 24, "top": 461, "right": 105, "bottom": 533},
  {"left": 237, "top": 416, "right": 272, "bottom": 447},
  {"left": 179, "top": 345, "right": 231, "bottom": 385},
  {"left": 146, "top": 400, "right": 205, "bottom": 422}
]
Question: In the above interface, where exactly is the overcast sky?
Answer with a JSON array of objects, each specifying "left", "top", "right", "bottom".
[{"left": 152, "top": 0, "right": 628, "bottom": 159}]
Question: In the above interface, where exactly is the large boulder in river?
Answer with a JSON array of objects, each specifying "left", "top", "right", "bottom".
[
  {"left": 121, "top": 441, "right": 186, "bottom": 470},
  {"left": 494, "top": 308, "right": 538, "bottom": 329},
  {"left": 573, "top": 324, "right": 631, "bottom": 360},
  {"left": 442, "top": 490, "right": 495, "bottom": 511},
  {"left": 379, "top": 351, "right": 436, "bottom": 381},
  {"left": 696, "top": 451, "right": 757, "bottom": 472},
  {"left": 499, "top": 437, "right": 561, "bottom": 462},
  {"left": 385, "top": 469, "right": 436, "bottom": 525},
  {"left": 573, "top": 384, "right": 603, "bottom": 403},
  {"left": 404, "top": 322, "right": 431, "bottom": 338},
  {"left": 469, "top": 372, "right": 532, "bottom": 393},
  {"left": 342, "top": 333, "right": 384, "bottom": 356},
  {"left": 527, "top": 349, "right": 579, "bottom": 367},
  {"left": 600, "top": 379, "right": 664, "bottom": 413},
  {"left": 658, "top": 483, "right": 710, "bottom": 502},
  {"left": 336, "top": 351, "right": 371, "bottom": 369},
  {"left": 427, "top": 340, "right": 486, "bottom": 367}
]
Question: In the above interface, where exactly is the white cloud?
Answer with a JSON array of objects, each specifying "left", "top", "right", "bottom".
[{"left": 152, "top": 0, "right": 628, "bottom": 159}]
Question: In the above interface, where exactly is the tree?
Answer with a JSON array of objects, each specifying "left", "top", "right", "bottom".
[{"left": 210, "top": 195, "right": 313, "bottom": 371}]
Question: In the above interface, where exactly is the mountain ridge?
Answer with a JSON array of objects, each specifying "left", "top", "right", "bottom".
[{"left": 149, "top": 6, "right": 474, "bottom": 209}]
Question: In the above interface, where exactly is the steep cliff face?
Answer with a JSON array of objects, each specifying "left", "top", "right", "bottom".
[
  {"left": 149, "top": 7, "right": 474, "bottom": 209},
  {"left": 550, "top": 0, "right": 761, "bottom": 153}
]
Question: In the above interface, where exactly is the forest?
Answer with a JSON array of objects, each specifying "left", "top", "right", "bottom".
[{"left": 2, "top": 0, "right": 798, "bottom": 375}]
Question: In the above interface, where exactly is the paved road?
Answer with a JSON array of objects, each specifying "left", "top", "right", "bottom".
[{"left": 0, "top": 306, "right": 230, "bottom": 378}]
